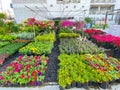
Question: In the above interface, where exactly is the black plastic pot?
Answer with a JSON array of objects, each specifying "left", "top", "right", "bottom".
[
  {"left": 65, "top": 84, "right": 71, "bottom": 89},
  {"left": 71, "top": 82, "right": 76, "bottom": 87},
  {"left": 83, "top": 83, "right": 88, "bottom": 89},
  {"left": 88, "top": 81, "right": 92, "bottom": 86},
  {"left": 99, "top": 82, "right": 109, "bottom": 89},
  {"left": 76, "top": 82, "right": 82, "bottom": 88},
  {"left": 92, "top": 82, "right": 98, "bottom": 87}
]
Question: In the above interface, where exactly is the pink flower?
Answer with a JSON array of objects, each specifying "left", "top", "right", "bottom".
[
  {"left": 0, "top": 76, "right": 4, "bottom": 80},
  {"left": 62, "top": 20, "right": 73, "bottom": 27}
]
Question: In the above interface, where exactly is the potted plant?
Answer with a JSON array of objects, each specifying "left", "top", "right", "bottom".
[{"left": 85, "top": 17, "right": 92, "bottom": 29}]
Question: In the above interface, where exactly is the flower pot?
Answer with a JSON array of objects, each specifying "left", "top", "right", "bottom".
[
  {"left": 92, "top": 82, "right": 98, "bottom": 87},
  {"left": 76, "top": 82, "right": 82, "bottom": 88},
  {"left": 88, "top": 81, "right": 93, "bottom": 86},
  {"left": 65, "top": 84, "right": 71, "bottom": 89},
  {"left": 86, "top": 23, "right": 91, "bottom": 29},
  {"left": 83, "top": 83, "right": 88, "bottom": 89},
  {"left": 99, "top": 82, "right": 109, "bottom": 89},
  {"left": 116, "top": 79, "right": 120, "bottom": 83},
  {"left": 71, "top": 82, "right": 76, "bottom": 87}
]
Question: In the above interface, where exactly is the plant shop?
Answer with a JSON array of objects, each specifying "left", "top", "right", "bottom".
[{"left": 0, "top": 13, "right": 120, "bottom": 90}]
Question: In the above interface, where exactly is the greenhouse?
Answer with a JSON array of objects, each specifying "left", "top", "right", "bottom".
[{"left": 0, "top": 0, "right": 120, "bottom": 90}]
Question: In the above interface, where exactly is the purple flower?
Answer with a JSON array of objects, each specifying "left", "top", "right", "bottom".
[
  {"left": 38, "top": 72, "right": 42, "bottom": 76},
  {"left": 34, "top": 81, "right": 41, "bottom": 86}
]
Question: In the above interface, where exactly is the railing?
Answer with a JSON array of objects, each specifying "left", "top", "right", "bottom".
[
  {"left": 12, "top": 0, "right": 47, "bottom": 4},
  {"left": 91, "top": 0, "right": 116, "bottom": 3},
  {"left": 89, "top": 11, "right": 107, "bottom": 14}
]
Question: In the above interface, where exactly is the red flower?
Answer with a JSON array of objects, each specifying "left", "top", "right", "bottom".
[
  {"left": 29, "top": 81, "right": 34, "bottom": 85},
  {"left": 46, "top": 59, "right": 49, "bottom": 63},
  {"left": 32, "top": 70, "right": 37, "bottom": 76},
  {"left": 21, "top": 74, "right": 25, "bottom": 79}
]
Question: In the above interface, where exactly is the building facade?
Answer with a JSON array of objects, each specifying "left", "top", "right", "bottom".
[{"left": 12, "top": 0, "right": 120, "bottom": 23}]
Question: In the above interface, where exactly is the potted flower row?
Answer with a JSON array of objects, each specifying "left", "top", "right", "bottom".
[
  {"left": 58, "top": 54, "right": 120, "bottom": 89},
  {"left": 0, "top": 55, "right": 49, "bottom": 86}
]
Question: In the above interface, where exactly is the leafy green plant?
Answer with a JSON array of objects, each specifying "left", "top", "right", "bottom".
[
  {"left": 59, "top": 33, "right": 79, "bottom": 38},
  {"left": 59, "top": 38, "right": 104, "bottom": 54},
  {"left": 0, "top": 42, "right": 26, "bottom": 55},
  {"left": 59, "top": 27, "right": 73, "bottom": 33},
  {"left": 0, "top": 42, "right": 10, "bottom": 47},
  {"left": 12, "top": 32, "right": 34, "bottom": 40},
  {"left": 58, "top": 54, "right": 120, "bottom": 88},
  {"left": 35, "top": 33, "right": 55, "bottom": 42},
  {"left": 85, "top": 17, "right": 92, "bottom": 23},
  {"left": 19, "top": 42, "right": 53, "bottom": 55},
  {"left": 0, "top": 34, "right": 17, "bottom": 41}
]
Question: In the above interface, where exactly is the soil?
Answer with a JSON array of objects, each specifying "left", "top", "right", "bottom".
[{"left": 44, "top": 29, "right": 60, "bottom": 82}]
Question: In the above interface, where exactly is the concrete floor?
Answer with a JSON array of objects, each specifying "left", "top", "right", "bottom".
[{"left": 0, "top": 83, "right": 120, "bottom": 90}]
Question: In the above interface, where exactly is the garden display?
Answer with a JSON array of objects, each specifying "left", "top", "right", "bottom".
[
  {"left": 12, "top": 32, "right": 35, "bottom": 40},
  {"left": 59, "top": 33, "right": 79, "bottom": 38},
  {"left": 19, "top": 42, "right": 53, "bottom": 55},
  {"left": 35, "top": 33, "right": 55, "bottom": 42},
  {"left": 59, "top": 38, "right": 104, "bottom": 54},
  {"left": 0, "top": 42, "right": 26, "bottom": 65},
  {"left": 0, "top": 34, "right": 17, "bottom": 41},
  {"left": 58, "top": 54, "right": 120, "bottom": 89},
  {"left": 0, "top": 55, "right": 48, "bottom": 86},
  {"left": 0, "top": 17, "right": 120, "bottom": 89}
]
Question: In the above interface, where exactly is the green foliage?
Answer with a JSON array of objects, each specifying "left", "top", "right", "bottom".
[
  {"left": 59, "top": 27, "right": 73, "bottom": 33},
  {"left": 75, "top": 30, "right": 89, "bottom": 37},
  {"left": 59, "top": 38, "right": 104, "bottom": 54},
  {"left": 35, "top": 33, "right": 55, "bottom": 42},
  {"left": 19, "top": 42, "right": 54, "bottom": 55},
  {"left": 0, "top": 26, "right": 7, "bottom": 35},
  {"left": 59, "top": 33, "right": 79, "bottom": 38},
  {"left": 0, "top": 13, "right": 6, "bottom": 26},
  {"left": 0, "top": 42, "right": 26, "bottom": 55},
  {"left": 0, "top": 42, "right": 10, "bottom": 47},
  {"left": 85, "top": 17, "right": 92, "bottom": 23},
  {"left": 12, "top": 25, "right": 19, "bottom": 32},
  {"left": 0, "top": 34, "right": 17, "bottom": 41},
  {"left": 12, "top": 32, "right": 34, "bottom": 40},
  {"left": 58, "top": 54, "right": 120, "bottom": 88},
  {"left": 0, "top": 13, "right": 6, "bottom": 19}
]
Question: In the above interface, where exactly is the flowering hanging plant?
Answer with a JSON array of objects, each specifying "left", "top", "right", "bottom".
[{"left": 0, "top": 55, "right": 48, "bottom": 86}]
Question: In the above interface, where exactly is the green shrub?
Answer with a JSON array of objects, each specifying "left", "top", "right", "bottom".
[
  {"left": 0, "top": 42, "right": 26, "bottom": 55},
  {"left": 59, "top": 33, "right": 79, "bottom": 38},
  {"left": 35, "top": 33, "right": 55, "bottom": 42}
]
